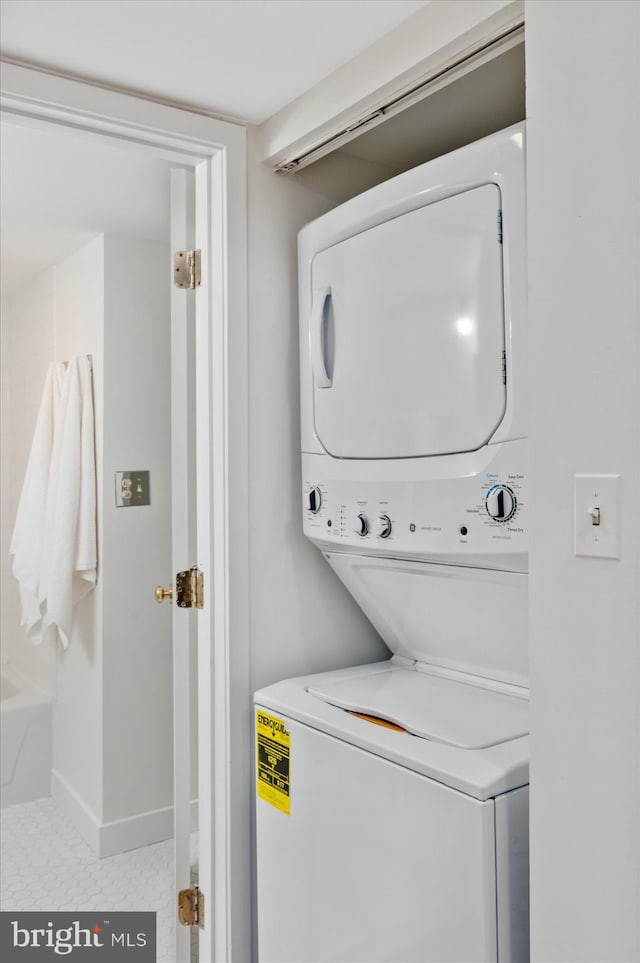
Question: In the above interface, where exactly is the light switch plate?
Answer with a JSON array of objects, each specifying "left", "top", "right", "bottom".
[
  {"left": 115, "top": 470, "right": 151, "bottom": 507},
  {"left": 574, "top": 474, "right": 620, "bottom": 559}
]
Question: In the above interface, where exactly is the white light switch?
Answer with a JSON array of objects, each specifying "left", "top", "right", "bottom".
[{"left": 574, "top": 474, "right": 620, "bottom": 559}]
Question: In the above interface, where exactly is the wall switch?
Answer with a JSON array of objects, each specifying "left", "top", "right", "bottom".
[
  {"left": 115, "top": 470, "right": 151, "bottom": 507},
  {"left": 574, "top": 474, "right": 620, "bottom": 559}
]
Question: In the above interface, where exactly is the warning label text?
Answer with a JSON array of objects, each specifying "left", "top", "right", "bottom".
[{"left": 256, "top": 710, "right": 291, "bottom": 815}]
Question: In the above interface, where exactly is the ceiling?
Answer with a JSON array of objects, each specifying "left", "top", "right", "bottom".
[{"left": 0, "top": 0, "right": 430, "bottom": 125}]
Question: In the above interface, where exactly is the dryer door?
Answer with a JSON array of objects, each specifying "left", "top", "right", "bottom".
[{"left": 311, "top": 184, "right": 506, "bottom": 459}]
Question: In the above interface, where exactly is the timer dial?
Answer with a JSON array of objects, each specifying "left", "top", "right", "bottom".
[
  {"left": 353, "top": 513, "right": 370, "bottom": 537},
  {"left": 485, "top": 485, "right": 517, "bottom": 522},
  {"left": 376, "top": 514, "right": 392, "bottom": 539},
  {"left": 307, "top": 486, "right": 322, "bottom": 514}
]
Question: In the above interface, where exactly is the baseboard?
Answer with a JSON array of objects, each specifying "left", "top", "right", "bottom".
[
  {"left": 51, "top": 769, "right": 199, "bottom": 858},
  {"left": 51, "top": 768, "right": 101, "bottom": 853},
  {"left": 98, "top": 803, "right": 174, "bottom": 858}
]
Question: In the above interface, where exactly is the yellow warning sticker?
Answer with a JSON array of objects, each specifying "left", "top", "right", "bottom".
[{"left": 256, "top": 710, "right": 291, "bottom": 815}]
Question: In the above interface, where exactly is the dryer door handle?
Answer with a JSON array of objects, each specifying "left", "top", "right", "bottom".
[{"left": 310, "top": 286, "right": 332, "bottom": 389}]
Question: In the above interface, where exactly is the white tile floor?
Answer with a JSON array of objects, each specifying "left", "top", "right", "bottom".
[{"left": 0, "top": 797, "right": 197, "bottom": 962}]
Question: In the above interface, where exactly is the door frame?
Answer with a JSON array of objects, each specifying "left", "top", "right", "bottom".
[{"left": 0, "top": 61, "right": 250, "bottom": 963}]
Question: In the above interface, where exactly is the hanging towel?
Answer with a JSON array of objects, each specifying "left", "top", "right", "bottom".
[
  {"left": 38, "top": 355, "right": 97, "bottom": 648},
  {"left": 11, "top": 356, "right": 97, "bottom": 647},
  {"left": 10, "top": 361, "right": 66, "bottom": 638}
]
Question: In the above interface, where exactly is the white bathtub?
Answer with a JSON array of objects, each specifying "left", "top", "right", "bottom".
[{"left": 1, "top": 666, "right": 52, "bottom": 807}]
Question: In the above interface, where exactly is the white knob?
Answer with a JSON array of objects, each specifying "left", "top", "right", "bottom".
[{"left": 485, "top": 485, "right": 516, "bottom": 522}]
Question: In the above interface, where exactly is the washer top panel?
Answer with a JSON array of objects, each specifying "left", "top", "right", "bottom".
[
  {"left": 311, "top": 184, "right": 505, "bottom": 459},
  {"left": 255, "top": 659, "right": 529, "bottom": 799}
]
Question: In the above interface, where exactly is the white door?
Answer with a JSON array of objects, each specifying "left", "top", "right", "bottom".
[
  {"left": 171, "top": 163, "right": 249, "bottom": 963},
  {"left": 170, "top": 167, "right": 199, "bottom": 962},
  {"left": 170, "top": 155, "right": 250, "bottom": 963}
]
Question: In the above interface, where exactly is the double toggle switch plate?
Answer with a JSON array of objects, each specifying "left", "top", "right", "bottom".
[{"left": 574, "top": 474, "right": 620, "bottom": 559}]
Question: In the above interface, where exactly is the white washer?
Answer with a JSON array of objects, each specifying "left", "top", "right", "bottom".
[{"left": 256, "top": 124, "right": 529, "bottom": 963}]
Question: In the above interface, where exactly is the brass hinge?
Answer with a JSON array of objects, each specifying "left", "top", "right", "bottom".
[
  {"left": 174, "top": 249, "right": 202, "bottom": 289},
  {"left": 178, "top": 885, "right": 204, "bottom": 928},
  {"left": 175, "top": 566, "right": 204, "bottom": 609}
]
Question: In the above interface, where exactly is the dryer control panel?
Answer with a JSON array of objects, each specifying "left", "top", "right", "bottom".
[{"left": 302, "top": 441, "right": 527, "bottom": 574}]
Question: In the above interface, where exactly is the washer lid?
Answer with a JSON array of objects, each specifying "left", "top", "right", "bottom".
[{"left": 306, "top": 664, "right": 529, "bottom": 750}]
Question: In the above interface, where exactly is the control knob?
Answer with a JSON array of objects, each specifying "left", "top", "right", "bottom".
[
  {"left": 376, "top": 514, "right": 392, "bottom": 539},
  {"left": 353, "top": 513, "right": 370, "bottom": 537},
  {"left": 485, "top": 485, "right": 517, "bottom": 522},
  {"left": 307, "top": 486, "right": 322, "bottom": 514}
]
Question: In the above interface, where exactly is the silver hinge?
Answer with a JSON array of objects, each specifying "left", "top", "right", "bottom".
[
  {"left": 175, "top": 566, "right": 204, "bottom": 609},
  {"left": 497, "top": 210, "right": 503, "bottom": 244},
  {"left": 174, "top": 249, "right": 201, "bottom": 289},
  {"left": 178, "top": 885, "right": 204, "bottom": 928},
  {"left": 501, "top": 349, "right": 507, "bottom": 385}
]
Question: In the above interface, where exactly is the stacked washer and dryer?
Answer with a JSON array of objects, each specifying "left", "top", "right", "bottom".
[{"left": 255, "top": 124, "right": 529, "bottom": 963}]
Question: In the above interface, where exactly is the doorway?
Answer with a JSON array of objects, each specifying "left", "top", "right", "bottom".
[
  {"left": 0, "top": 63, "right": 249, "bottom": 963},
  {"left": 0, "top": 113, "right": 195, "bottom": 962}
]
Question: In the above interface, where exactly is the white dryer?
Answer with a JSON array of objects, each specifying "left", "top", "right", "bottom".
[{"left": 255, "top": 124, "right": 529, "bottom": 963}]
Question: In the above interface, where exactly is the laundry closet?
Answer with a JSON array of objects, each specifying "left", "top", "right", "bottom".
[
  {"left": 249, "top": 14, "right": 527, "bottom": 963},
  {"left": 247, "top": 2, "right": 640, "bottom": 959}
]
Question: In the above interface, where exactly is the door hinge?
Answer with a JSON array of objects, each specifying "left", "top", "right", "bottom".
[
  {"left": 178, "top": 885, "right": 204, "bottom": 928},
  {"left": 497, "top": 210, "right": 503, "bottom": 244},
  {"left": 501, "top": 349, "right": 507, "bottom": 385},
  {"left": 175, "top": 566, "right": 204, "bottom": 609},
  {"left": 174, "top": 249, "right": 202, "bottom": 289}
]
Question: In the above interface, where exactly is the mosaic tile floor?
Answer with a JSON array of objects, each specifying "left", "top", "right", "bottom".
[{"left": 0, "top": 796, "right": 197, "bottom": 962}]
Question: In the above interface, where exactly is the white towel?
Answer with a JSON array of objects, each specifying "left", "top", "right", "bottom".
[
  {"left": 10, "top": 361, "right": 66, "bottom": 638},
  {"left": 11, "top": 356, "right": 97, "bottom": 648},
  {"left": 39, "top": 355, "right": 97, "bottom": 648}
]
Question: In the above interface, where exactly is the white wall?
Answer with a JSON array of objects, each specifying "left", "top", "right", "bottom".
[
  {"left": 526, "top": 2, "right": 640, "bottom": 960},
  {"left": 54, "top": 234, "right": 172, "bottom": 839},
  {"left": 53, "top": 235, "right": 105, "bottom": 818},
  {"left": 1, "top": 270, "right": 57, "bottom": 692},
  {"left": 53, "top": 234, "right": 173, "bottom": 831},
  {"left": 101, "top": 235, "right": 172, "bottom": 824}
]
